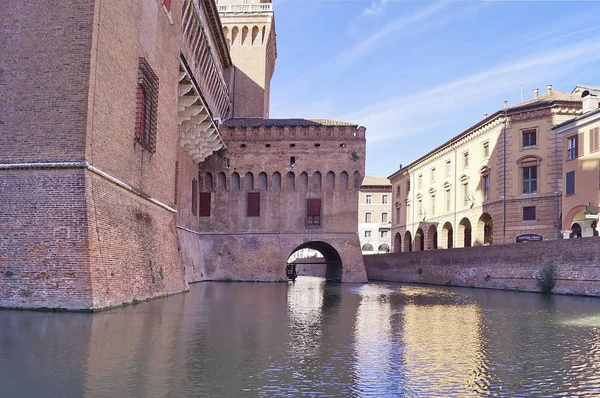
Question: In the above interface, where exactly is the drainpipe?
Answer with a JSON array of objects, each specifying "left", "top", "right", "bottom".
[
  {"left": 503, "top": 103, "right": 508, "bottom": 244},
  {"left": 453, "top": 141, "right": 457, "bottom": 248}
]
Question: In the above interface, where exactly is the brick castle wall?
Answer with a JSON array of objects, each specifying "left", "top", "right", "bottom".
[
  {"left": 0, "top": 170, "right": 92, "bottom": 309},
  {"left": 365, "top": 237, "right": 600, "bottom": 296}
]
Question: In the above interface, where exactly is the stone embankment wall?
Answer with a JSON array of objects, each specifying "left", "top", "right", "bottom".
[{"left": 364, "top": 237, "right": 600, "bottom": 296}]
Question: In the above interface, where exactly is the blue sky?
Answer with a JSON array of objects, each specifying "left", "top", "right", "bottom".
[{"left": 268, "top": 0, "right": 600, "bottom": 177}]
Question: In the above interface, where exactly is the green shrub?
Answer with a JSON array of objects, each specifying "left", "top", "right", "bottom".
[{"left": 535, "top": 260, "right": 557, "bottom": 293}]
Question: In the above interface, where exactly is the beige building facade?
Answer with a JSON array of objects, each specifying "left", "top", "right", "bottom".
[
  {"left": 359, "top": 176, "right": 392, "bottom": 254},
  {"left": 554, "top": 86, "right": 600, "bottom": 238},
  {"left": 389, "top": 86, "right": 582, "bottom": 252}
]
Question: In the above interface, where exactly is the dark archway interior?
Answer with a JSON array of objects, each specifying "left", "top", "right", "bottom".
[{"left": 289, "top": 241, "right": 343, "bottom": 282}]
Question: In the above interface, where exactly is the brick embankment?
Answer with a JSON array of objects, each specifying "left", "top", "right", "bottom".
[{"left": 364, "top": 237, "right": 600, "bottom": 296}]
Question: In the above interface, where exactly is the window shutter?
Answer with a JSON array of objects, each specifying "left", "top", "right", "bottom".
[
  {"left": 307, "top": 199, "right": 321, "bottom": 216},
  {"left": 566, "top": 171, "right": 575, "bottom": 195},
  {"left": 578, "top": 132, "right": 584, "bottom": 156},
  {"left": 199, "top": 192, "right": 211, "bottom": 217},
  {"left": 247, "top": 192, "right": 260, "bottom": 217},
  {"left": 191, "top": 179, "right": 198, "bottom": 216},
  {"left": 591, "top": 128, "right": 599, "bottom": 153}
]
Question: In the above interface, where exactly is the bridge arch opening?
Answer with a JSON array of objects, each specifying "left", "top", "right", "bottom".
[{"left": 287, "top": 241, "right": 343, "bottom": 282}]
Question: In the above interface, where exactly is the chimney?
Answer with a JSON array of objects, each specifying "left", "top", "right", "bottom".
[
  {"left": 533, "top": 88, "right": 539, "bottom": 99},
  {"left": 399, "top": 164, "right": 403, "bottom": 170},
  {"left": 503, "top": 100, "right": 508, "bottom": 109},
  {"left": 582, "top": 92, "right": 600, "bottom": 113},
  {"left": 483, "top": 113, "right": 488, "bottom": 118},
  {"left": 546, "top": 84, "right": 552, "bottom": 94}
]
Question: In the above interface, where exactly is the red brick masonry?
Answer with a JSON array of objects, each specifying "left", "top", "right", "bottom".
[{"left": 364, "top": 237, "right": 600, "bottom": 296}]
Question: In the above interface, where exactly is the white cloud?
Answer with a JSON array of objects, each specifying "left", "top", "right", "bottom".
[
  {"left": 362, "top": 0, "right": 389, "bottom": 17},
  {"left": 344, "top": 38, "right": 600, "bottom": 144}
]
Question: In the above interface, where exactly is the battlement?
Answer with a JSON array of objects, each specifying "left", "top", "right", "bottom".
[{"left": 221, "top": 120, "right": 366, "bottom": 142}]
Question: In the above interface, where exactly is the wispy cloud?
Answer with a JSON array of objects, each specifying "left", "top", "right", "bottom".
[
  {"left": 344, "top": 38, "right": 600, "bottom": 145},
  {"left": 362, "top": 0, "right": 389, "bottom": 17}
]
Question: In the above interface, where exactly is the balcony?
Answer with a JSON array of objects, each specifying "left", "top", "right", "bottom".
[
  {"left": 217, "top": 4, "right": 273, "bottom": 13},
  {"left": 181, "top": 0, "right": 232, "bottom": 119},
  {"left": 379, "top": 222, "right": 392, "bottom": 229}
]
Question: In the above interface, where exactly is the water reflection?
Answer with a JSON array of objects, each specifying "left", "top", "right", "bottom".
[{"left": 1, "top": 280, "right": 600, "bottom": 396}]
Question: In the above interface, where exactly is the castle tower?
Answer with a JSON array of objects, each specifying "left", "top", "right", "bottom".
[{"left": 218, "top": 0, "right": 277, "bottom": 118}]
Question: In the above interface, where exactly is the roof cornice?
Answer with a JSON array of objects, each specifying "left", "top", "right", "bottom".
[{"left": 202, "top": 0, "right": 232, "bottom": 67}]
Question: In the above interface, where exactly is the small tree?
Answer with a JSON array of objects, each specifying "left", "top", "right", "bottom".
[{"left": 535, "top": 260, "right": 557, "bottom": 293}]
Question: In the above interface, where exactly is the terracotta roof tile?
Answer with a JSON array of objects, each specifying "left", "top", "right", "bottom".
[{"left": 361, "top": 175, "right": 391, "bottom": 186}]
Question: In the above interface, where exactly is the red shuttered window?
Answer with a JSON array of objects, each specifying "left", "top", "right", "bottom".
[
  {"left": 199, "top": 192, "right": 211, "bottom": 217},
  {"left": 247, "top": 193, "right": 260, "bottom": 217},
  {"left": 306, "top": 199, "right": 321, "bottom": 227},
  {"left": 191, "top": 179, "right": 198, "bottom": 216}
]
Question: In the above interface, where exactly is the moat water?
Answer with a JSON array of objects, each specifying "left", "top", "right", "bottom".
[{"left": 2, "top": 278, "right": 600, "bottom": 397}]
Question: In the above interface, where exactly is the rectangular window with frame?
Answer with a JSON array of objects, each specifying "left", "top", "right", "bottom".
[
  {"left": 463, "top": 184, "right": 469, "bottom": 206},
  {"left": 135, "top": 58, "right": 159, "bottom": 153},
  {"left": 566, "top": 171, "right": 575, "bottom": 196},
  {"left": 483, "top": 141, "right": 490, "bottom": 158},
  {"left": 365, "top": 212, "right": 372, "bottom": 223},
  {"left": 396, "top": 185, "right": 401, "bottom": 197},
  {"left": 522, "top": 129, "right": 537, "bottom": 148},
  {"left": 247, "top": 192, "right": 260, "bottom": 217},
  {"left": 430, "top": 195, "right": 435, "bottom": 215},
  {"left": 418, "top": 200, "right": 423, "bottom": 215},
  {"left": 567, "top": 135, "right": 578, "bottom": 160},
  {"left": 418, "top": 174, "right": 423, "bottom": 189},
  {"left": 482, "top": 175, "right": 490, "bottom": 201},
  {"left": 199, "top": 192, "right": 211, "bottom": 217},
  {"left": 591, "top": 127, "right": 599, "bottom": 153},
  {"left": 380, "top": 230, "right": 389, "bottom": 238},
  {"left": 366, "top": 195, "right": 372, "bottom": 204},
  {"left": 364, "top": 230, "right": 372, "bottom": 238},
  {"left": 523, "top": 206, "right": 536, "bottom": 221},
  {"left": 381, "top": 213, "right": 388, "bottom": 223},
  {"left": 307, "top": 199, "right": 321, "bottom": 227},
  {"left": 191, "top": 179, "right": 198, "bottom": 216},
  {"left": 446, "top": 160, "right": 451, "bottom": 177},
  {"left": 382, "top": 195, "right": 388, "bottom": 204},
  {"left": 431, "top": 168, "right": 436, "bottom": 183},
  {"left": 406, "top": 180, "right": 411, "bottom": 193},
  {"left": 445, "top": 190, "right": 451, "bottom": 212},
  {"left": 463, "top": 152, "right": 469, "bottom": 168},
  {"left": 396, "top": 206, "right": 401, "bottom": 223},
  {"left": 522, "top": 166, "right": 537, "bottom": 194}
]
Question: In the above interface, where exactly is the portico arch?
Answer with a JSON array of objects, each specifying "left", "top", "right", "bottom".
[
  {"left": 404, "top": 231, "right": 412, "bottom": 252},
  {"left": 442, "top": 222, "right": 453, "bottom": 249},
  {"left": 478, "top": 213, "right": 493, "bottom": 245},
  {"left": 394, "top": 232, "right": 402, "bottom": 253},
  {"left": 415, "top": 228, "right": 425, "bottom": 251},
  {"left": 427, "top": 225, "right": 438, "bottom": 249},
  {"left": 288, "top": 241, "right": 343, "bottom": 282},
  {"left": 458, "top": 217, "right": 472, "bottom": 248}
]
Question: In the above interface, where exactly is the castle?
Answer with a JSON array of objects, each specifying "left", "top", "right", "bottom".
[{"left": 0, "top": 0, "right": 366, "bottom": 310}]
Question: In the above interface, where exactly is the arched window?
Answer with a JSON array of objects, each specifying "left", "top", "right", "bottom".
[
  {"left": 272, "top": 171, "right": 281, "bottom": 191},
  {"left": 205, "top": 172, "right": 213, "bottom": 191},
  {"left": 231, "top": 172, "right": 240, "bottom": 191},
  {"left": 299, "top": 172, "right": 308, "bottom": 190},
  {"left": 244, "top": 172, "right": 254, "bottom": 190},
  {"left": 362, "top": 243, "right": 374, "bottom": 252},
  {"left": 258, "top": 172, "right": 268, "bottom": 190},
  {"left": 340, "top": 171, "right": 349, "bottom": 190},
  {"left": 312, "top": 171, "right": 322, "bottom": 191},
  {"left": 286, "top": 171, "right": 295, "bottom": 191},
  {"left": 353, "top": 171, "right": 361, "bottom": 190},
  {"left": 217, "top": 172, "right": 227, "bottom": 191},
  {"left": 326, "top": 171, "right": 335, "bottom": 193}
]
